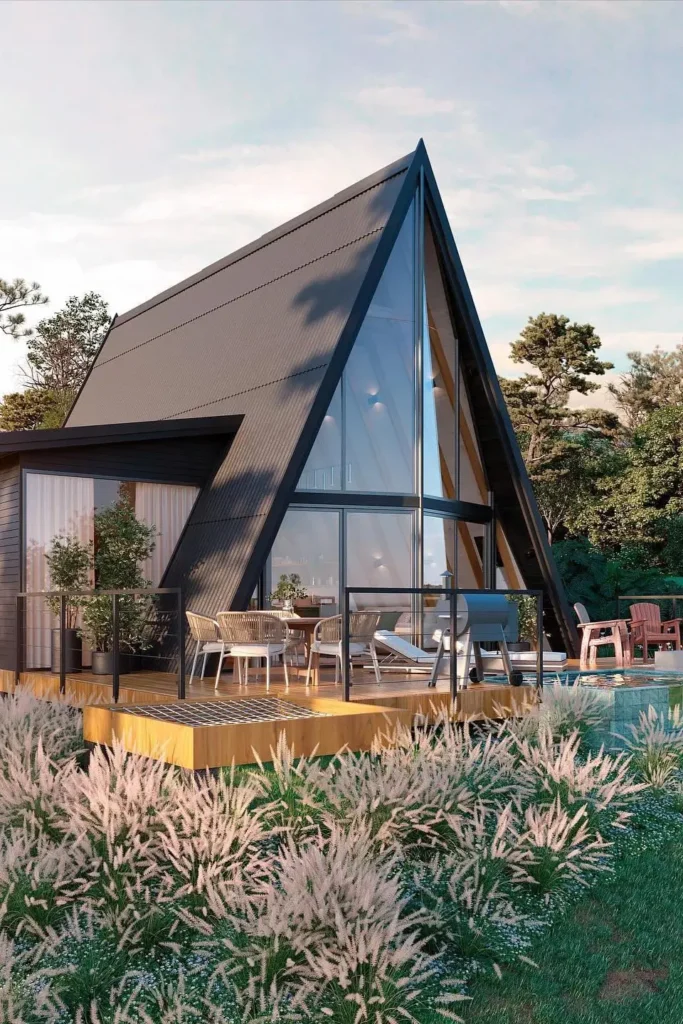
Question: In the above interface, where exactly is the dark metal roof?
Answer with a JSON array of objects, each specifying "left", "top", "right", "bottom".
[
  {"left": 0, "top": 415, "right": 241, "bottom": 455},
  {"left": 63, "top": 141, "right": 577, "bottom": 654},
  {"left": 66, "top": 151, "right": 415, "bottom": 613}
]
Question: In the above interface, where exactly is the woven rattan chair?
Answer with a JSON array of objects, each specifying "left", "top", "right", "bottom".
[
  {"left": 265, "top": 608, "right": 307, "bottom": 665},
  {"left": 216, "top": 611, "right": 291, "bottom": 689},
  {"left": 305, "top": 612, "right": 381, "bottom": 686},
  {"left": 186, "top": 612, "right": 227, "bottom": 688}
]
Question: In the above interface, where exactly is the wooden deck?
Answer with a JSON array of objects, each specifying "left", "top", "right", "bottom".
[
  {"left": 0, "top": 662, "right": 537, "bottom": 724},
  {"left": 0, "top": 661, "right": 540, "bottom": 769}
]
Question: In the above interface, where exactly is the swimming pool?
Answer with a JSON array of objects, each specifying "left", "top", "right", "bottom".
[
  {"left": 548, "top": 669, "right": 682, "bottom": 749},
  {"left": 486, "top": 668, "right": 683, "bottom": 749}
]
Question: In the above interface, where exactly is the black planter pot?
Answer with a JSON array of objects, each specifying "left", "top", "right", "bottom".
[
  {"left": 51, "top": 628, "right": 83, "bottom": 673},
  {"left": 508, "top": 641, "right": 532, "bottom": 653},
  {"left": 90, "top": 651, "right": 134, "bottom": 676}
]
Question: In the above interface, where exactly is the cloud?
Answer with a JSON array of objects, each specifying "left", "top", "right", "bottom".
[
  {"left": 355, "top": 85, "right": 456, "bottom": 117},
  {"left": 599, "top": 330, "right": 682, "bottom": 360},
  {"left": 345, "top": 0, "right": 433, "bottom": 42},
  {"left": 603, "top": 207, "right": 683, "bottom": 260}
]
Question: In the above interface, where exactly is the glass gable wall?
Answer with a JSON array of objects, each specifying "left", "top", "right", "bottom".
[
  {"left": 297, "top": 200, "right": 417, "bottom": 495},
  {"left": 269, "top": 184, "right": 502, "bottom": 613}
]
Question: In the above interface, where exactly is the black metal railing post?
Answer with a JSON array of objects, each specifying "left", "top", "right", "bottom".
[
  {"left": 177, "top": 588, "right": 186, "bottom": 700},
  {"left": 15, "top": 595, "right": 22, "bottom": 686},
  {"left": 342, "top": 587, "right": 350, "bottom": 702},
  {"left": 112, "top": 594, "right": 120, "bottom": 704},
  {"left": 536, "top": 590, "right": 544, "bottom": 692},
  {"left": 59, "top": 594, "right": 66, "bottom": 695},
  {"left": 449, "top": 588, "right": 458, "bottom": 703}
]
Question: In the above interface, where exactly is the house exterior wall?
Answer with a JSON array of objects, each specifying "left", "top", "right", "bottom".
[{"left": 0, "top": 459, "right": 21, "bottom": 671}]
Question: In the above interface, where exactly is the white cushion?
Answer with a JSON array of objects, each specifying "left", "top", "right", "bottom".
[
  {"left": 229, "top": 644, "right": 286, "bottom": 657},
  {"left": 312, "top": 642, "right": 366, "bottom": 657}
]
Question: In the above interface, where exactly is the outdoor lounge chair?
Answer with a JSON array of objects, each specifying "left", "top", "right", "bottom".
[
  {"left": 477, "top": 649, "right": 567, "bottom": 674},
  {"left": 574, "top": 602, "right": 631, "bottom": 669},
  {"left": 629, "top": 602, "right": 682, "bottom": 662},
  {"left": 372, "top": 630, "right": 438, "bottom": 672}
]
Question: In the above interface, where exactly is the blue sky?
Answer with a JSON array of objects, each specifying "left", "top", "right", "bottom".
[{"left": 3, "top": 0, "right": 683, "bottom": 406}]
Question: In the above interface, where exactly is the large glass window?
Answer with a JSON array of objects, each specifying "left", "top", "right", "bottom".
[
  {"left": 422, "top": 513, "right": 456, "bottom": 588},
  {"left": 346, "top": 510, "right": 413, "bottom": 608},
  {"left": 298, "top": 200, "right": 417, "bottom": 494},
  {"left": 296, "top": 383, "right": 342, "bottom": 491},
  {"left": 23, "top": 472, "right": 198, "bottom": 668},
  {"left": 270, "top": 508, "right": 340, "bottom": 613}
]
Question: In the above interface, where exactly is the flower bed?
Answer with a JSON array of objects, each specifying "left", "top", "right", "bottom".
[{"left": 0, "top": 684, "right": 682, "bottom": 1023}]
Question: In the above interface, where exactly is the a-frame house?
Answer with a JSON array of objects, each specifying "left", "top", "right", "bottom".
[{"left": 0, "top": 141, "right": 578, "bottom": 671}]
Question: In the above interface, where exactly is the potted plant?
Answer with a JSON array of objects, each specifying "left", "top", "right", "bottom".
[
  {"left": 80, "top": 497, "right": 157, "bottom": 675},
  {"left": 45, "top": 534, "right": 91, "bottom": 673},
  {"left": 270, "top": 573, "right": 307, "bottom": 615},
  {"left": 507, "top": 594, "right": 538, "bottom": 651}
]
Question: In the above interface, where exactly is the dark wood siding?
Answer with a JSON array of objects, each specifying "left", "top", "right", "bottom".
[{"left": 0, "top": 458, "right": 20, "bottom": 671}]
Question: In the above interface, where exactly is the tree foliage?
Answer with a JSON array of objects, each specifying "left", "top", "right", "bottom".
[
  {"left": 501, "top": 312, "right": 616, "bottom": 468},
  {"left": 0, "top": 291, "right": 110, "bottom": 432},
  {"left": 23, "top": 291, "right": 109, "bottom": 394},
  {"left": 608, "top": 343, "right": 683, "bottom": 431},
  {"left": 0, "top": 390, "right": 53, "bottom": 431},
  {"left": 501, "top": 315, "right": 683, "bottom": 599},
  {"left": 0, "top": 278, "right": 48, "bottom": 339},
  {"left": 552, "top": 538, "right": 678, "bottom": 621}
]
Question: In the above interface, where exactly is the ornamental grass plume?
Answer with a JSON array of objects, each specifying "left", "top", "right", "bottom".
[
  {"left": 0, "top": 689, "right": 82, "bottom": 765},
  {"left": 411, "top": 834, "right": 533, "bottom": 971},
  {"left": 198, "top": 824, "right": 467, "bottom": 1023},
  {"left": 0, "top": 929, "right": 55, "bottom": 1021},
  {"left": 620, "top": 704, "right": 683, "bottom": 790},
  {"left": 0, "top": 819, "right": 91, "bottom": 938},
  {"left": 519, "top": 797, "right": 612, "bottom": 895},
  {"left": 314, "top": 719, "right": 519, "bottom": 859},
  {"left": 0, "top": 738, "right": 78, "bottom": 835},
  {"left": 154, "top": 768, "right": 268, "bottom": 900},
  {"left": 514, "top": 727, "right": 644, "bottom": 831},
  {"left": 439, "top": 801, "right": 535, "bottom": 897},
  {"left": 538, "top": 680, "right": 610, "bottom": 740},
  {"left": 29, "top": 905, "right": 145, "bottom": 1022},
  {"left": 67, "top": 741, "right": 178, "bottom": 848},
  {"left": 251, "top": 733, "right": 325, "bottom": 844}
]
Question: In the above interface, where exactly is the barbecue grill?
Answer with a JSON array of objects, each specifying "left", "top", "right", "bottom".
[{"left": 428, "top": 593, "right": 520, "bottom": 688}]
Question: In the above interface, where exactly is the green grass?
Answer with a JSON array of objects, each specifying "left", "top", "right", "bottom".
[{"left": 462, "top": 832, "right": 683, "bottom": 1023}]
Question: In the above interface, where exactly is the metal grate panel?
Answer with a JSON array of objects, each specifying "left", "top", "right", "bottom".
[{"left": 119, "top": 698, "right": 329, "bottom": 727}]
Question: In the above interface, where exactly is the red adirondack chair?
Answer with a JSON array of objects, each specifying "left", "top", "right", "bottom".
[{"left": 629, "top": 602, "right": 682, "bottom": 662}]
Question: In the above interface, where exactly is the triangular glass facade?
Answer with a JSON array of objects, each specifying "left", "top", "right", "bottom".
[{"left": 297, "top": 199, "right": 417, "bottom": 494}]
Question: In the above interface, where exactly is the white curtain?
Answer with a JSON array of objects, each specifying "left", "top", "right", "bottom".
[
  {"left": 25, "top": 474, "right": 94, "bottom": 670},
  {"left": 135, "top": 483, "right": 198, "bottom": 586}
]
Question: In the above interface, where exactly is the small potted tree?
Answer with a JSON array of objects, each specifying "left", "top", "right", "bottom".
[
  {"left": 80, "top": 497, "right": 157, "bottom": 675},
  {"left": 45, "top": 534, "right": 91, "bottom": 673},
  {"left": 270, "top": 573, "right": 308, "bottom": 615}
]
